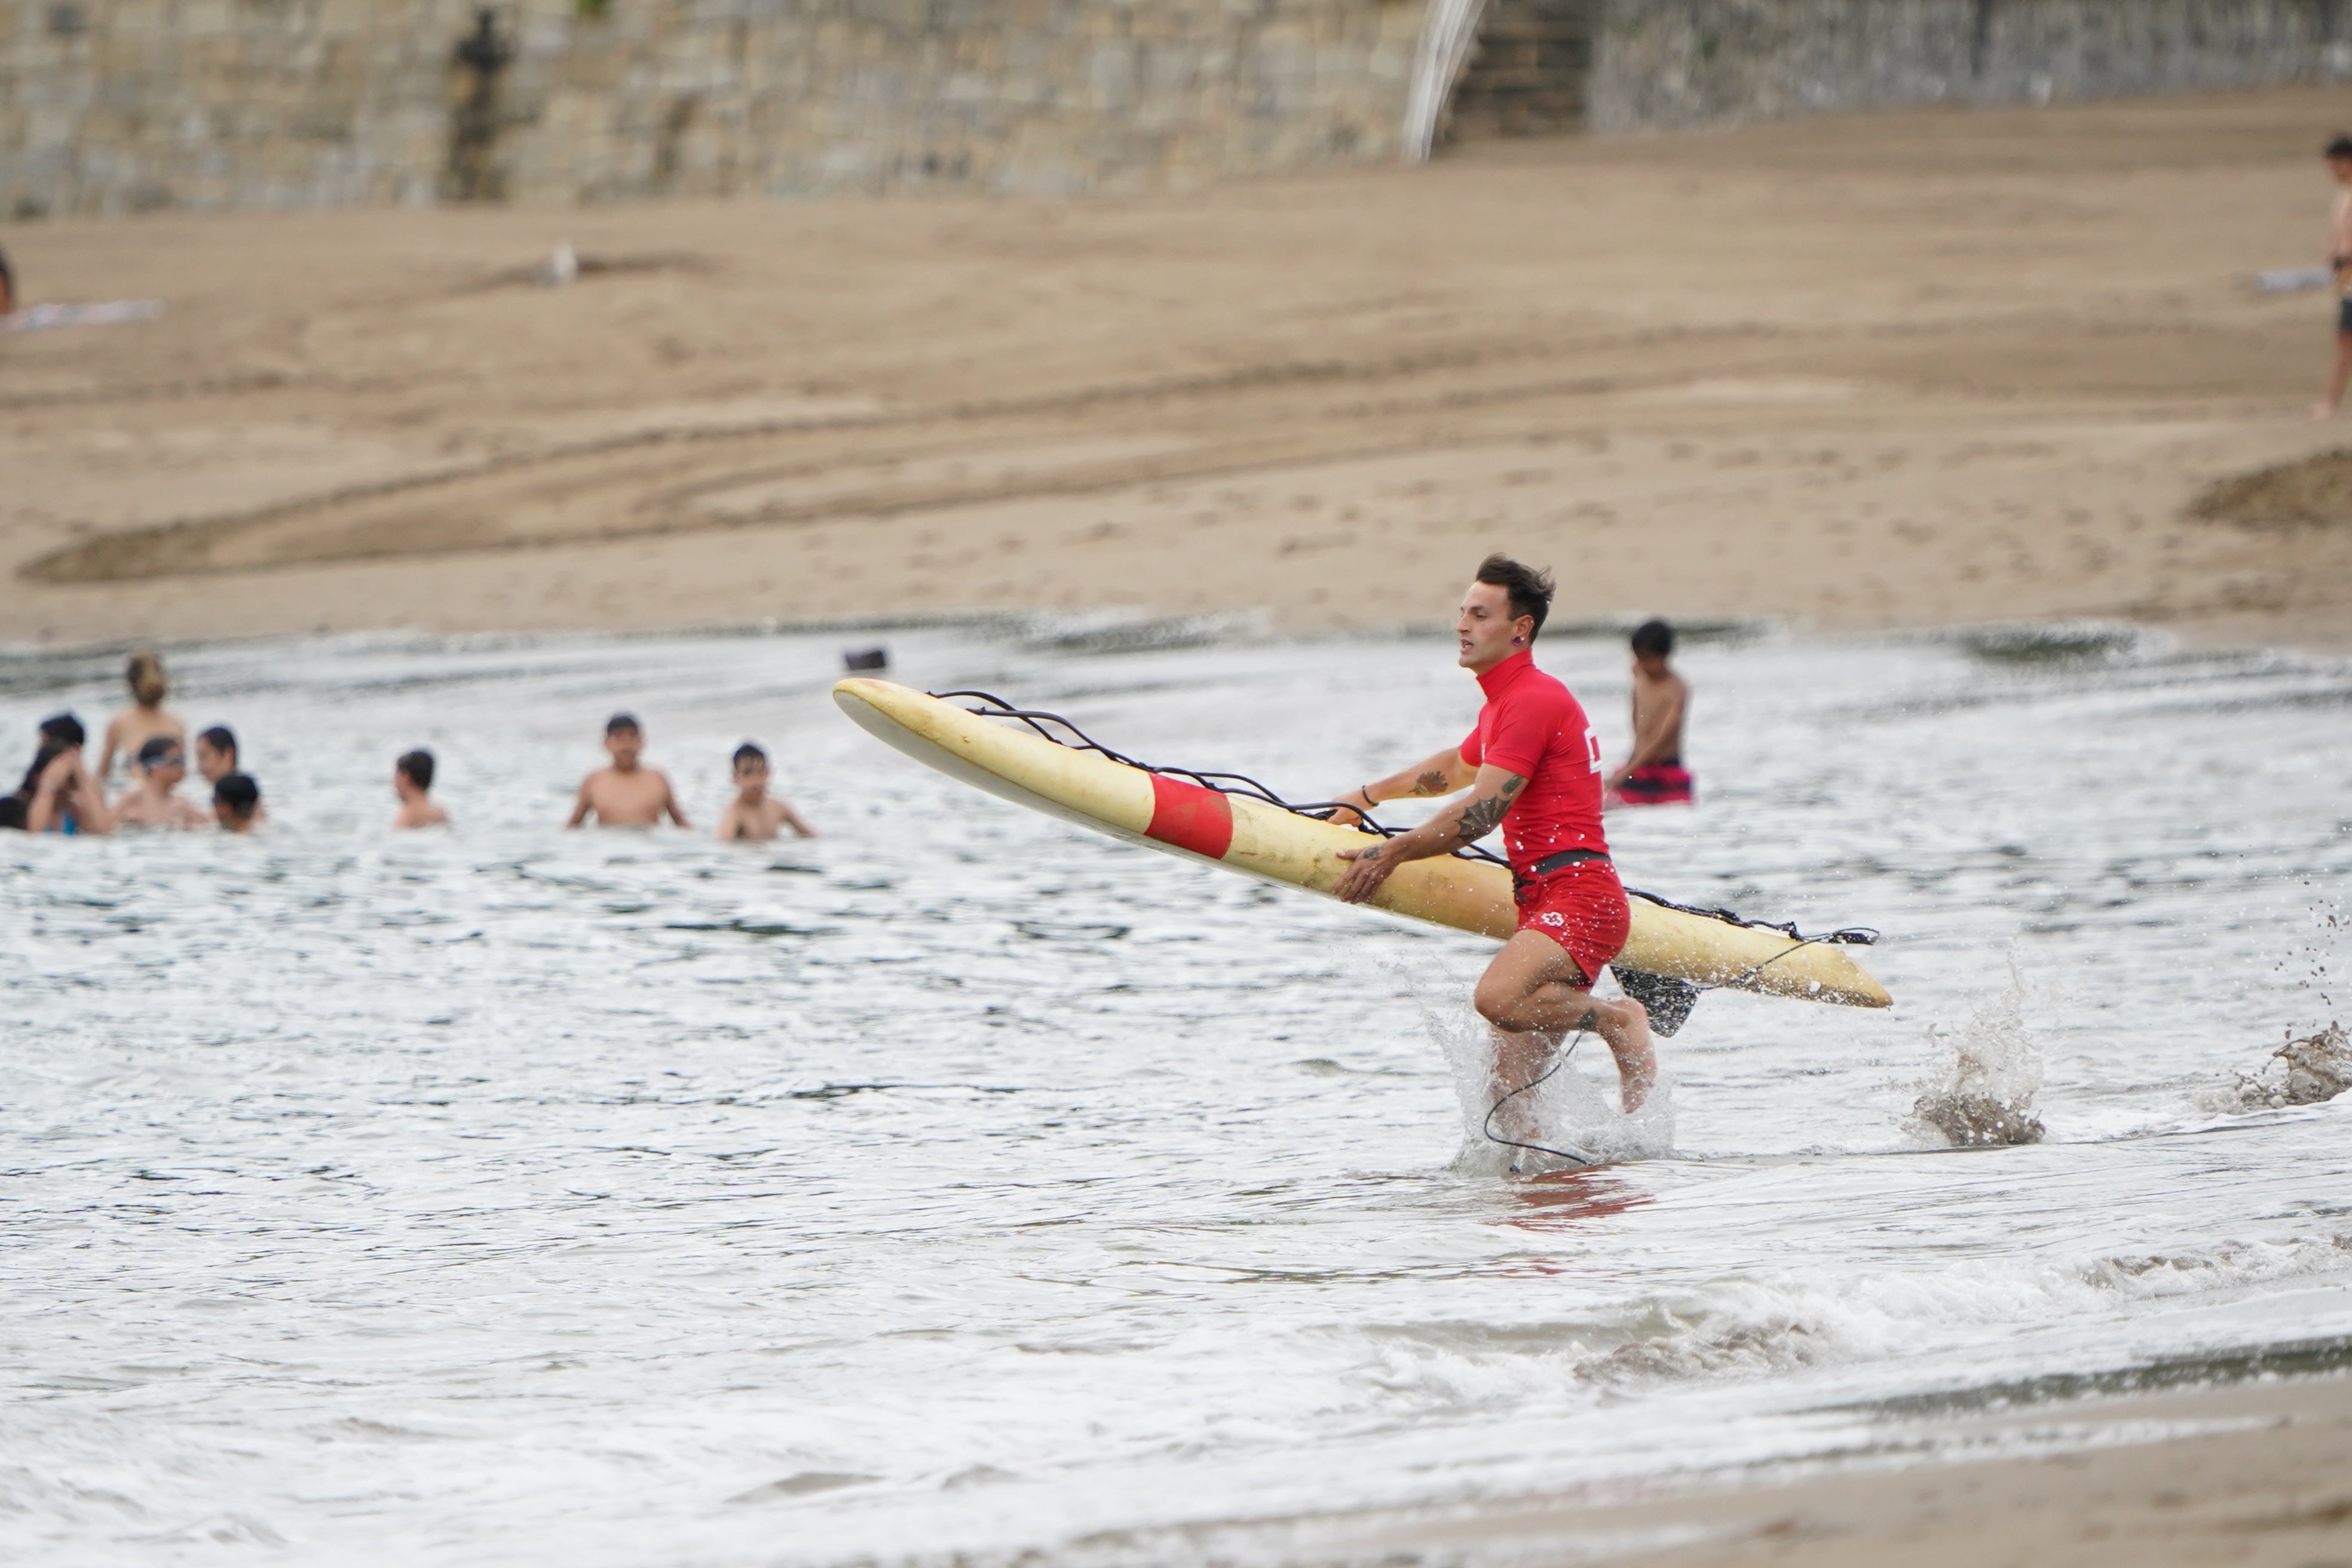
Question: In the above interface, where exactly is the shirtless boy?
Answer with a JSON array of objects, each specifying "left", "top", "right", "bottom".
[
  {"left": 111, "top": 737, "right": 210, "bottom": 829},
  {"left": 194, "top": 725, "right": 267, "bottom": 823},
  {"left": 393, "top": 749, "right": 449, "bottom": 829},
  {"left": 568, "top": 713, "right": 690, "bottom": 829},
  {"left": 213, "top": 773, "right": 261, "bottom": 834},
  {"left": 716, "top": 743, "right": 815, "bottom": 841},
  {"left": 1606, "top": 619, "right": 1693, "bottom": 806}
]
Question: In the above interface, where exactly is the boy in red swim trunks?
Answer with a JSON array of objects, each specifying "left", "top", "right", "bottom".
[
  {"left": 1328, "top": 555, "right": 1656, "bottom": 1115},
  {"left": 1606, "top": 618, "right": 1693, "bottom": 807}
]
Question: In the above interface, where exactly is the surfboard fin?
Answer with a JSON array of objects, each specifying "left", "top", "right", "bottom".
[{"left": 1613, "top": 967, "right": 1701, "bottom": 1036}]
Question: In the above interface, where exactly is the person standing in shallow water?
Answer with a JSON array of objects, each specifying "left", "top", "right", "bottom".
[
  {"left": 568, "top": 713, "right": 690, "bottom": 828},
  {"left": 1325, "top": 555, "right": 1656, "bottom": 1123},
  {"left": 98, "top": 651, "right": 186, "bottom": 783},
  {"left": 1606, "top": 619, "right": 1693, "bottom": 807}
]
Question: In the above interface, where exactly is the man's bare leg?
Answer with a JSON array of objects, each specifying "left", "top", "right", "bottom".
[
  {"left": 2317, "top": 330, "right": 2352, "bottom": 419},
  {"left": 1474, "top": 931, "right": 1658, "bottom": 1112},
  {"left": 1488, "top": 1023, "right": 1567, "bottom": 1144}
]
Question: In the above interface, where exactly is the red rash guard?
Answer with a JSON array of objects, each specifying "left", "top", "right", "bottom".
[{"left": 1457, "top": 648, "right": 1609, "bottom": 875}]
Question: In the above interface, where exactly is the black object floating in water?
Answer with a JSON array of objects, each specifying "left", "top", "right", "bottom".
[
  {"left": 1615, "top": 967, "right": 1700, "bottom": 1036},
  {"left": 843, "top": 647, "right": 889, "bottom": 672}
]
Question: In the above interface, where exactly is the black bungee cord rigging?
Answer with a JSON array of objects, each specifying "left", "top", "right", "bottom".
[{"left": 932, "top": 690, "right": 1879, "bottom": 1172}]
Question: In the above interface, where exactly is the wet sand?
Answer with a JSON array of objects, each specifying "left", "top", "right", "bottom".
[
  {"left": 1328, "top": 1374, "right": 2352, "bottom": 1568},
  {"left": 4, "top": 87, "right": 2351, "bottom": 651}
]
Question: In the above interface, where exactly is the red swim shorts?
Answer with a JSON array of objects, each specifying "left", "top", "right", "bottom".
[
  {"left": 1612, "top": 762, "right": 1694, "bottom": 806},
  {"left": 1512, "top": 859, "right": 1633, "bottom": 988}
]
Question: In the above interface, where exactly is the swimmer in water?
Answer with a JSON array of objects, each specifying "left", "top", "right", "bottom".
[
  {"left": 393, "top": 749, "right": 448, "bottom": 829},
  {"left": 111, "top": 736, "right": 210, "bottom": 829},
  {"left": 213, "top": 773, "right": 261, "bottom": 834},
  {"left": 19, "top": 718, "right": 115, "bottom": 835},
  {"left": 567, "top": 713, "right": 689, "bottom": 829},
  {"left": 1606, "top": 619, "right": 1693, "bottom": 807},
  {"left": 192, "top": 725, "right": 269, "bottom": 822},
  {"left": 1327, "top": 555, "right": 1655, "bottom": 1123},
  {"left": 716, "top": 743, "right": 815, "bottom": 841},
  {"left": 98, "top": 651, "right": 186, "bottom": 783}
]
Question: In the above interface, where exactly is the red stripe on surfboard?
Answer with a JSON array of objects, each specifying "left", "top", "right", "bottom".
[{"left": 1145, "top": 774, "right": 1234, "bottom": 860}]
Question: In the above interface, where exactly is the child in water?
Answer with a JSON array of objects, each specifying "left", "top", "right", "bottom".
[
  {"left": 98, "top": 651, "right": 186, "bottom": 782},
  {"left": 716, "top": 743, "right": 815, "bottom": 841},
  {"left": 194, "top": 725, "right": 268, "bottom": 823},
  {"left": 393, "top": 749, "right": 448, "bottom": 829},
  {"left": 1606, "top": 619, "right": 1694, "bottom": 807},
  {"left": 212, "top": 773, "right": 261, "bottom": 833},
  {"left": 568, "top": 713, "right": 690, "bottom": 828},
  {"left": 111, "top": 737, "right": 209, "bottom": 829}
]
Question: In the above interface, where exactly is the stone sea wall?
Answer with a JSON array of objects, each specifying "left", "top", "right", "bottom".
[
  {"left": 0, "top": 0, "right": 1425, "bottom": 215},
  {"left": 1586, "top": 0, "right": 2352, "bottom": 132},
  {"left": 4, "top": 0, "right": 2350, "bottom": 216}
]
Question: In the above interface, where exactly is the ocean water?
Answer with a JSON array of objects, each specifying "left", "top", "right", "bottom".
[{"left": 2, "top": 619, "right": 2347, "bottom": 1566}]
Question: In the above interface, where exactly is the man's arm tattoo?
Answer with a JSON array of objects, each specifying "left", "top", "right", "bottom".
[
  {"left": 1411, "top": 770, "right": 1451, "bottom": 796},
  {"left": 1454, "top": 777, "right": 1521, "bottom": 844}
]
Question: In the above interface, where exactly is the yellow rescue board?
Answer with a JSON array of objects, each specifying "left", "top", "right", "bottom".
[{"left": 834, "top": 678, "right": 1891, "bottom": 1009}]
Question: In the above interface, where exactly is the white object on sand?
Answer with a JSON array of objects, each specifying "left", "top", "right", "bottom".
[
  {"left": 2254, "top": 266, "right": 2333, "bottom": 293},
  {"left": 0, "top": 299, "right": 164, "bottom": 333},
  {"left": 536, "top": 243, "right": 580, "bottom": 287}
]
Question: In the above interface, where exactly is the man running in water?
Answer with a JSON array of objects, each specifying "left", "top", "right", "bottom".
[{"left": 1328, "top": 555, "right": 1656, "bottom": 1116}]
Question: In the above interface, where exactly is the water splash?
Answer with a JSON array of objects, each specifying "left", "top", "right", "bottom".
[
  {"left": 2230, "top": 1022, "right": 2352, "bottom": 1108},
  {"left": 1911, "top": 963, "right": 2046, "bottom": 1147},
  {"left": 1397, "top": 966, "right": 1675, "bottom": 1174}
]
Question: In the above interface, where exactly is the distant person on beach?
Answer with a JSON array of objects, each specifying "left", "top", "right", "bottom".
[
  {"left": 568, "top": 713, "right": 689, "bottom": 829},
  {"left": 1325, "top": 555, "right": 1655, "bottom": 1124},
  {"left": 111, "top": 737, "right": 209, "bottom": 829},
  {"left": 393, "top": 749, "right": 448, "bottom": 829},
  {"left": 1606, "top": 620, "right": 1693, "bottom": 807},
  {"left": 716, "top": 743, "right": 815, "bottom": 841},
  {"left": 213, "top": 773, "right": 261, "bottom": 833},
  {"left": 2317, "top": 133, "right": 2352, "bottom": 420},
  {"left": 97, "top": 651, "right": 186, "bottom": 781},
  {"left": 0, "top": 244, "right": 14, "bottom": 317}
]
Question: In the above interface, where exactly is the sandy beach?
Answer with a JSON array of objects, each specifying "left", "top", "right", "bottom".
[
  {"left": 1319, "top": 1373, "right": 2352, "bottom": 1567},
  {"left": 4, "top": 87, "right": 2351, "bottom": 652}
]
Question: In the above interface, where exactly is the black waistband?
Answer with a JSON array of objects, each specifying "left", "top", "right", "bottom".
[{"left": 1521, "top": 847, "right": 1610, "bottom": 880}]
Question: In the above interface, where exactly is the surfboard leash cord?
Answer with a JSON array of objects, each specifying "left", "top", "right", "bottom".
[
  {"left": 1483, "top": 1031, "right": 1595, "bottom": 1169},
  {"left": 929, "top": 690, "right": 1518, "bottom": 871}
]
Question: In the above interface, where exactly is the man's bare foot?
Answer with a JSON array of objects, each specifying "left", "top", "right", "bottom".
[
  {"left": 1608, "top": 998, "right": 1658, "bottom": 1113},
  {"left": 2314, "top": 401, "right": 2339, "bottom": 421}
]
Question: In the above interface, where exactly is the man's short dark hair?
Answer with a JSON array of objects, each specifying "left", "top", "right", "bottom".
[
  {"left": 732, "top": 742, "right": 768, "bottom": 770},
  {"left": 137, "top": 736, "right": 182, "bottom": 768},
  {"left": 2328, "top": 133, "right": 2352, "bottom": 161},
  {"left": 214, "top": 772, "right": 260, "bottom": 816},
  {"left": 397, "top": 749, "right": 435, "bottom": 790},
  {"left": 198, "top": 725, "right": 237, "bottom": 758},
  {"left": 38, "top": 713, "right": 84, "bottom": 748},
  {"left": 606, "top": 712, "right": 641, "bottom": 736},
  {"left": 1631, "top": 618, "right": 1675, "bottom": 657},
  {"left": 1474, "top": 554, "right": 1555, "bottom": 638}
]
